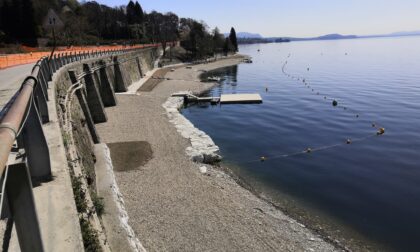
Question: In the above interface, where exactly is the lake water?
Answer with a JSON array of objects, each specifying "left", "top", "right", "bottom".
[{"left": 181, "top": 37, "right": 420, "bottom": 251}]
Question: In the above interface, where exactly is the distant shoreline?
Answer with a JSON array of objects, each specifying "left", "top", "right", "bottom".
[{"left": 238, "top": 33, "right": 420, "bottom": 45}]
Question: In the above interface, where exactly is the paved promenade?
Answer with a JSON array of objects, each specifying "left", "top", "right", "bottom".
[{"left": 0, "top": 63, "right": 34, "bottom": 112}]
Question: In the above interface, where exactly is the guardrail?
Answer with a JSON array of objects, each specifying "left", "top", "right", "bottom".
[{"left": 0, "top": 44, "right": 158, "bottom": 251}]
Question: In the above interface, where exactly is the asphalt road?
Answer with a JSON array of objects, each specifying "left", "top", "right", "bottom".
[{"left": 0, "top": 63, "right": 34, "bottom": 113}]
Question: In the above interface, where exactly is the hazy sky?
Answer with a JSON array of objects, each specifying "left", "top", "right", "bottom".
[{"left": 89, "top": 0, "right": 420, "bottom": 37}]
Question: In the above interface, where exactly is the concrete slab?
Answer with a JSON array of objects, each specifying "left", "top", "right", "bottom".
[{"left": 220, "top": 93, "right": 262, "bottom": 104}]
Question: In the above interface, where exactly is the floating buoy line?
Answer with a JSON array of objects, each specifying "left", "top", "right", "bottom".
[{"left": 235, "top": 53, "right": 386, "bottom": 164}]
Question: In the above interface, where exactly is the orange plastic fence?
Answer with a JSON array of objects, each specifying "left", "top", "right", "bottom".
[{"left": 0, "top": 43, "right": 162, "bottom": 69}]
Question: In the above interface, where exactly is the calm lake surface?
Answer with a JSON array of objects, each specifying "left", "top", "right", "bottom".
[{"left": 182, "top": 37, "right": 420, "bottom": 251}]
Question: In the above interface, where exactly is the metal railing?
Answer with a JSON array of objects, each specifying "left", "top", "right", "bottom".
[{"left": 0, "top": 44, "right": 158, "bottom": 251}]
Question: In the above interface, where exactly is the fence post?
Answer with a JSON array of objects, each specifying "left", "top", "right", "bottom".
[
  {"left": 34, "top": 83, "right": 49, "bottom": 124},
  {"left": 38, "top": 70, "right": 49, "bottom": 101},
  {"left": 58, "top": 54, "right": 63, "bottom": 68},
  {"left": 51, "top": 55, "right": 57, "bottom": 72},
  {"left": 21, "top": 102, "right": 52, "bottom": 181},
  {"left": 5, "top": 162, "right": 44, "bottom": 252}
]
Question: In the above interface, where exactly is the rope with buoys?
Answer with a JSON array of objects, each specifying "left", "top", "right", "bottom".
[
  {"left": 281, "top": 55, "right": 384, "bottom": 130},
  {"left": 240, "top": 133, "right": 378, "bottom": 164},
  {"left": 233, "top": 54, "right": 386, "bottom": 164}
]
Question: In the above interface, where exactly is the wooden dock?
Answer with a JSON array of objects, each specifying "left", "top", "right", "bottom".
[{"left": 172, "top": 92, "right": 262, "bottom": 105}]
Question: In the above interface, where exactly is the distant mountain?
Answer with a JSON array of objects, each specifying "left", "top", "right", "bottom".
[
  {"left": 314, "top": 34, "right": 358, "bottom": 40},
  {"left": 225, "top": 32, "right": 263, "bottom": 39},
  {"left": 360, "top": 30, "right": 420, "bottom": 38},
  {"left": 389, "top": 31, "right": 420, "bottom": 36},
  {"left": 236, "top": 30, "right": 420, "bottom": 45},
  {"left": 286, "top": 33, "right": 358, "bottom": 41}
]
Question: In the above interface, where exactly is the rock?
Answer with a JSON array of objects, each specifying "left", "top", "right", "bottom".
[
  {"left": 163, "top": 93, "right": 222, "bottom": 165},
  {"left": 199, "top": 166, "right": 207, "bottom": 174}
]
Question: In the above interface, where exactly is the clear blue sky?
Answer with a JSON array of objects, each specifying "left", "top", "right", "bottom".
[{"left": 86, "top": 0, "right": 420, "bottom": 37}]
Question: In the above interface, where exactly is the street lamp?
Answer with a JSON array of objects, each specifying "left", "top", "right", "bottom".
[{"left": 48, "top": 17, "right": 57, "bottom": 61}]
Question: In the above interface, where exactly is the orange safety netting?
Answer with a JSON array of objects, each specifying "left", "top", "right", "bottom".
[{"left": 0, "top": 43, "right": 161, "bottom": 69}]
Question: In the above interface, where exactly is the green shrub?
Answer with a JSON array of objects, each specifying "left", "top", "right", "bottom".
[{"left": 92, "top": 193, "right": 105, "bottom": 217}]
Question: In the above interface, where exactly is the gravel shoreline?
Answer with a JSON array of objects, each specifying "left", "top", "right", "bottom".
[{"left": 95, "top": 55, "right": 339, "bottom": 251}]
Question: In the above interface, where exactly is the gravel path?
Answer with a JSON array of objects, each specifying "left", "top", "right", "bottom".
[{"left": 96, "top": 56, "right": 339, "bottom": 252}]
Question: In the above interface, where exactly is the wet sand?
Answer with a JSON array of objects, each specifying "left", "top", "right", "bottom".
[{"left": 95, "top": 56, "right": 339, "bottom": 251}]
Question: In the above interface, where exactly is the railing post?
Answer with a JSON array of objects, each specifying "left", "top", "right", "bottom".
[
  {"left": 51, "top": 55, "right": 57, "bottom": 72},
  {"left": 38, "top": 70, "right": 49, "bottom": 101},
  {"left": 45, "top": 58, "right": 52, "bottom": 81},
  {"left": 41, "top": 58, "right": 51, "bottom": 82},
  {"left": 34, "top": 83, "right": 49, "bottom": 123},
  {"left": 58, "top": 54, "right": 63, "bottom": 68},
  {"left": 21, "top": 102, "right": 52, "bottom": 181},
  {"left": 49, "top": 57, "right": 55, "bottom": 74},
  {"left": 5, "top": 162, "right": 44, "bottom": 252}
]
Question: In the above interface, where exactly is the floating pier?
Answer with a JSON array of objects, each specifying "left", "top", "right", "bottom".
[
  {"left": 172, "top": 92, "right": 262, "bottom": 105},
  {"left": 220, "top": 94, "right": 262, "bottom": 104}
]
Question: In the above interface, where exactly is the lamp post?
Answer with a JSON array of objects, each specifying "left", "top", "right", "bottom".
[{"left": 48, "top": 17, "right": 57, "bottom": 61}]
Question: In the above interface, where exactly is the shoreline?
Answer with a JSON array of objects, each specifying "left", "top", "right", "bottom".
[
  {"left": 96, "top": 55, "right": 338, "bottom": 251},
  {"left": 180, "top": 63, "right": 386, "bottom": 252},
  {"left": 166, "top": 72, "right": 355, "bottom": 251}
]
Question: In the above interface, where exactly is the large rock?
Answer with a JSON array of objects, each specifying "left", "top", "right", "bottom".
[{"left": 163, "top": 93, "right": 222, "bottom": 164}]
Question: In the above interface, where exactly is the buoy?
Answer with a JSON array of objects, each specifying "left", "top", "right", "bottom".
[
  {"left": 377, "top": 128, "right": 385, "bottom": 135},
  {"left": 324, "top": 96, "right": 327, "bottom": 99},
  {"left": 356, "top": 114, "right": 359, "bottom": 118},
  {"left": 306, "top": 148, "right": 312, "bottom": 153},
  {"left": 307, "top": 68, "right": 310, "bottom": 71},
  {"left": 346, "top": 139, "right": 352, "bottom": 144},
  {"left": 260, "top": 156, "right": 266, "bottom": 162},
  {"left": 372, "top": 123, "right": 376, "bottom": 128},
  {"left": 332, "top": 100, "right": 338, "bottom": 106},
  {"left": 265, "top": 87, "right": 268, "bottom": 92}
]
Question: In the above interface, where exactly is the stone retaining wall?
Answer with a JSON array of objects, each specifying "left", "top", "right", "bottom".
[{"left": 52, "top": 46, "right": 161, "bottom": 251}]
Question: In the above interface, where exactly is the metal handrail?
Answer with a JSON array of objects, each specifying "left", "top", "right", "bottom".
[{"left": 0, "top": 64, "right": 40, "bottom": 175}]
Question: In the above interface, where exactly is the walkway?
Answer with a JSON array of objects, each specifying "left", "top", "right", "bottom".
[{"left": 0, "top": 63, "right": 34, "bottom": 112}]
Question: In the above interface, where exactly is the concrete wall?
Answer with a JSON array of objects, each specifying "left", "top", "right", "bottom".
[
  {"left": 52, "top": 47, "right": 160, "bottom": 250},
  {"left": 54, "top": 47, "right": 160, "bottom": 188}
]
